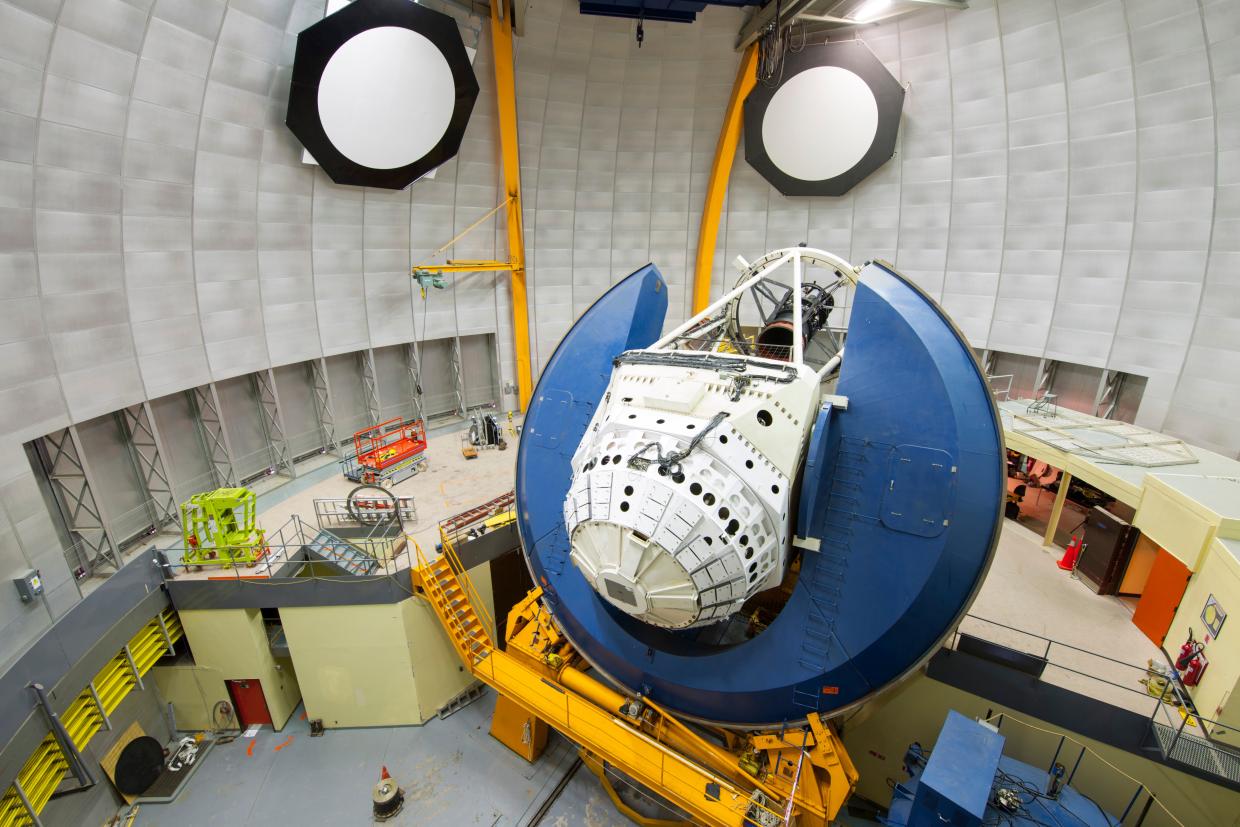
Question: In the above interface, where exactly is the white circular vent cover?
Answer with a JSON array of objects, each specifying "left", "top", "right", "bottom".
[
  {"left": 761, "top": 66, "right": 879, "bottom": 182},
  {"left": 317, "top": 26, "right": 455, "bottom": 171}
]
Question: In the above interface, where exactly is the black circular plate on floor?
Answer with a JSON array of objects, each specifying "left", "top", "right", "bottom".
[{"left": 114, "top": 736, "right": 164, "bottom": 796}]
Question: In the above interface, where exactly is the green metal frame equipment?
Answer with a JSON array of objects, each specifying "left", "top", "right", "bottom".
[{"left": 180, "top": 487, "right": 268, "bottom": 568}]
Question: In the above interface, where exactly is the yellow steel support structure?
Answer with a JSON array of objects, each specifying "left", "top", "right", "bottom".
[
  {"left": 691, "top": 45, "right": 758, "bottom": 314},
  {"left": 414, "top": 535, "right": 857, "bottom": 827},
  {"left": 490, "top": 0, "right": 534, "bottom": 411}
]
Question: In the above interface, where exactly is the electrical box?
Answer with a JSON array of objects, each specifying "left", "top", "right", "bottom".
[
  {"left": 14, "top": 570, "right": 43, "bottom": 603},
  {"left": 911, "top": 711, "right": 1004, "bottom": 827}
]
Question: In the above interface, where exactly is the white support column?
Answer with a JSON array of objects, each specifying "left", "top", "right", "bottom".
[
  {"left": 309, "top": 357, "right": 340, "bottom": 454},
  {"left": 116, "top": 402, "right": 180, "bottom": 530},
  {"left": 253, "top": 369, "right": 296, "bottom": 480},
  {"left": 360, "top": 348, "right": 381, "bottom": 424},
  {"left": 187, "top": 383, "right": 237, "bottom": 488},
  {"left": 405, "top": 342, "right": 426, "bottom": 423},
  {"left": 1035, "top": 358, "right": 1059, "bottom": 400},
  {"left": 450, "top": 337, "right": 467, "bottom": 418},
  {"left": 1093, "top": 369, "right": 1126, "bottom": 420},
  {"left": 37, "top": 425, "right": 122, "bottom": 574}
]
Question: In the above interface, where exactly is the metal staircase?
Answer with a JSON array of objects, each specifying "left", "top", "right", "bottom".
[
  {"left": 304, "top": 528, "right": 380, "bottom": 575},
  {"left": 419, "top": 553, "right": 492, "bottom": 668}
]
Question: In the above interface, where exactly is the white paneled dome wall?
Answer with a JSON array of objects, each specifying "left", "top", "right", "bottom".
[
  {"left": 0, "top": 0, "right": 1237, "bottom": 659},
  {"left": 515, "top": 0, "right": 1238, "bottom": 458}
]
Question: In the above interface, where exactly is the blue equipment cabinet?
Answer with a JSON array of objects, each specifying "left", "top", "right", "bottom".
[{"left": 911, "top": 712, "right": 1004, "bottom": 827}]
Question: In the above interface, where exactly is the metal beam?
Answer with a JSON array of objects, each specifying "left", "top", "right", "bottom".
[
  {"left": 405, "top": 342, "right": 426, "bottom": 423},
  {"left": 981, "top": 349, "right": 997, "bottom": 377},
  {"left": 187, "top": 383, "right": 237, "bottom": 488},
  {"left": 309, "top": 357, "right": 339, "bottom": 455},
  {"left": 253, "top": 369, "right": 296, "bottom": 480},
  {"left": 450, "top": 337, "right": 468, "bottom": 418},
  {"left": 12, "top": 778, "right": 41, "bottom": 827},
  {"left": 360, "top": 349, "right": 381, "bottom": 424},
  {"left": 736, "top": 0, "right": 818, "bottom": 50},
  {"left": 116, "top": 402, "right": 179, "bottom": 530},
  {"left": 490, "top": 0, "right": 534, "bottom": 412},
  {"left": 906, "top": 0, "right": 968, "bottom": 9},
  {"left": 414, "top": 260, "right": 515, "bottom": 273},
  {"left": 1093, "top": 369, "right": 1126, "bottom": 420},
  {"left": 1035, "top": 358, "right": 1059, "bottom": 400},
  {"left": 37, "top": 425, "right": 122, "bottom": 574},
  {"left": 692, "top": 45, "right": 758, "bottom": 313}
]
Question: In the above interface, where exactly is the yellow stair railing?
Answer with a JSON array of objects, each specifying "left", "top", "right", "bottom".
[{"left": 0, "top": 608, "right": 183, "bottom": 827}]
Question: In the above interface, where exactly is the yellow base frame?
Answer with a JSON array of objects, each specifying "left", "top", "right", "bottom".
[
  {"left": 490, "top": 693, "right": 549, "bottom": 763},
  {"left": 580, "top": 749, "right": 686, "bottom": 827},
  {"left": 414, "top": 534, "right": 858, "bottom": 827}
]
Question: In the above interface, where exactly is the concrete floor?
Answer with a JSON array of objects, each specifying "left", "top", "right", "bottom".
[
  {"left": 963, "top": 517, "right": 1164, "bottom": 716},
  {"left": 128, "top": 692, "right": 581, "bottom": 827},
  {"left": 158, "top": 422, "right": 518, "bottom": 579},
  {"left": 121, "top": 432, "right": 1169, "bottom": 826}
]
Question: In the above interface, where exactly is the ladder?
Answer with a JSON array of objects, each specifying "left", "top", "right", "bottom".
[
  {"left": 305, "top": 529, "right": 380, "bottom": 575},
  {"left": 440, "top": 490, "right": 515, "bottom": 537}
]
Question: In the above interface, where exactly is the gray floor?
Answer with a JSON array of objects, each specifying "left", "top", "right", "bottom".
[{"left": 129, "top": 691, "right": 580, "bottom": 827}]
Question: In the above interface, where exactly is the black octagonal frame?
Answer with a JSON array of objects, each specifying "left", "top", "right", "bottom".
[
  {"left": 286, "top": 0, "right": 480, "bottom": 190},
  {"left": 743, "top": 41, "right": 904, "bottom": 197}
]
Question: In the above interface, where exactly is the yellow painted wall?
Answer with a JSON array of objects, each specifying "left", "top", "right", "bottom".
[
  {"left": 278, "top": 566, "right": 493, "bottom": 729},
  {"left": 279, "top": 603, "right": 422, "bottom": 728},
  {"left": 1164, "top": 539, "right": 1240, "bottom": 744},
  {"left": 151, "top": 664, "right": 230, "bottom": 731},
  {"left": 401, "top": 597, "right": 476, "bottom": 721},
  {"left": 178, "top": 608, "right": 301, "bottom": 730},
  {"left": 1135, "top": 479, "right": 1218, "bottom": 571},
  {"left": 843, "top": 671, "right": 1240, "bottom": 827}
]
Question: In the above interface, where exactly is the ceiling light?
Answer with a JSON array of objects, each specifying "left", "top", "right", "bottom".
[{"left": 850, "top": 0, "right": 892, "bottom": 22}]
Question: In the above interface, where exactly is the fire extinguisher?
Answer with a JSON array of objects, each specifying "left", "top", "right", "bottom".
[
  {"left": 1175, "top": 628, "right": 1201, "bottom": 671},
  {"left": 1184, "top": 656, "right": 1206, "bottom": 687}
]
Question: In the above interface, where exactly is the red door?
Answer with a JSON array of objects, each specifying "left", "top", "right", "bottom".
[
  {"left": 227, "top": 679, "right": 273, "bottom": 727},
  {"left": 1132, "top": 549, "right": 1191, "bottom": 646}
]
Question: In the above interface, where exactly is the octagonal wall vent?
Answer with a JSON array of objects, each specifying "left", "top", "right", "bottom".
[
  {"left": 743, "top": 41, "right": 904, "bottom": 197},
  {"left": 286, "top": 0, "right": 480, "bottom": 190}
]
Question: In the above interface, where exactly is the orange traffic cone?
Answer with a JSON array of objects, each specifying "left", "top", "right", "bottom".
[
  {"left": 1057, "top": 536, "right": 1082, "bottom": 571},
  {"left": 380, "top": 766, "right": 391, "bottom": 781}
]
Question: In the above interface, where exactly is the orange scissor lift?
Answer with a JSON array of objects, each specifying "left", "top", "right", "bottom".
[{"left": 343, "top": 418, "right": 429, "bottom": 486}]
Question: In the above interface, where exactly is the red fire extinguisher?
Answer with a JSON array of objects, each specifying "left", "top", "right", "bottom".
[
  {"left": 1175, "top": 628, "right": 1201, "bottom": 671},
  {"left": 1183, "top": 656, "right": 1206, "bottom": 687}
]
